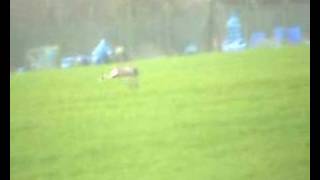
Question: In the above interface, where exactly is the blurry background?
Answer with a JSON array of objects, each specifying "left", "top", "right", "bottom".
[{"left": 10, "top": 0, "right": 310, "bottom": 70}]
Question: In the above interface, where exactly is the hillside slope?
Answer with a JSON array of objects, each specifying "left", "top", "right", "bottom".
[{"left": 10, "top": 46, "right": 310, "bottom": 180}]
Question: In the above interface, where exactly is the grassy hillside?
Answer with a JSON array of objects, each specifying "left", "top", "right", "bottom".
[{"left": 10, "top": 46, "right": 310, "bottom": 180}]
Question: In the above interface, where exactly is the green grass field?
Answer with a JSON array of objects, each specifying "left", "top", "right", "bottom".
[{"left": 10, "top": 46, "right": 310, "bottom": 180}]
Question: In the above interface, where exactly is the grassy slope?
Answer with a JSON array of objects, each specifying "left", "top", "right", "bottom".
[{"left": 10, "top": 46, "right": 310, "bottom": 180}]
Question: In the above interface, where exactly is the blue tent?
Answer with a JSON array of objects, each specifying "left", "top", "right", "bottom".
[
  {"left": 222, "top": 11, "right": 247, "bottom": 52},
  {"left": 91, "top": 39, "right": 113, "bottom": 64},
  {"left": 287, "top": 26, "right": 302, "bottom": 44}
]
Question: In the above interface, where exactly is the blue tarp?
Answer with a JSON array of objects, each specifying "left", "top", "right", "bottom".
[
  {"left": 222, "top": 39, "right": 246, "bottom": 52},
  {"left": 60, "top": 39, "right": 113, "bottom": 69},
  {"left": 273, "top": 26, "right": 302, "bottom": 44},
  {"left": 61, "top": 57, "right": 75, "bottom": 69},
  {"left": 250, "top": 32, "right": 267, "bottom": 47},
  {"left": 273, "top": 27, "right": 285, "bottom": 44},
  {"left": 287, "top": 26, "right": 302, "bottom": 44},
  {"left": 61, "top": 55, "right": 92, "bottom": 69}
]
